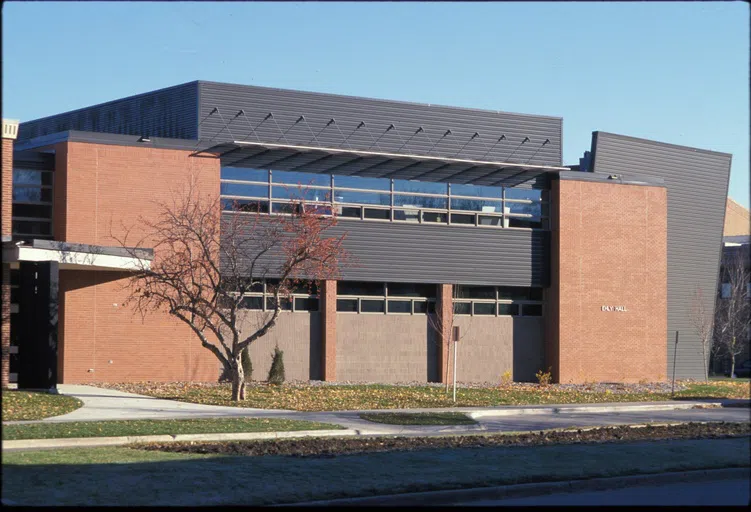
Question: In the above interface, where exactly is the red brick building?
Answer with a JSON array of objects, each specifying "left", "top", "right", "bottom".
[{"left": 0, "top": 82, "right": 732, "bottom": 388}]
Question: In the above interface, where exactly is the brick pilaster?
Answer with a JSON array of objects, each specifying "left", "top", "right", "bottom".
[
  {"left": 321, "top": 280, "right": 337, "bottom": 381},
  {"left": 2, "top": 120, "right": 18, "bottom": 388},
  {"left": 436, "top": 283, "right": 454, "bottom": 384}
]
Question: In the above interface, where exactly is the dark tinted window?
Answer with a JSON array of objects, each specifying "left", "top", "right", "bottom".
[
  {"left": 453, "top": 302, "right": 471, "bottom": 315},
  {"left": 361, "top": 299, "right": 385, "bottom": 313},
  {"left": 294, "top": 297, "right": 319, "bottom": 312},
  {"left": 387, "top": 300, "right": 412, "bottom": 313},
  {"left": 523, "top": 304, "right": 543, "bottom": 316},
  {"left": 221, "top": 199, "right": 269, "bottom": 213},
  {"left": 364, "top": 208, "right": 390, "bottom": 220},
  {"left": 497, "top": 287, "right": 542, "bottom": 301},
  {"left": 473, "top": 302, "right": 496, "bottom": 315},
  {"left": 239, "top": 296, "right": 263, "bottom": 310},
  {"left": 456, "top": 286, "right": 496, "bottom": 300},
  {"left": 12, "top": 204, "right": 52, "bottom": 219},
  {"left": 337, "top": 299, "right": 358, "bottom": 312},
  {"left": 266, "top": 297, "right": 292, "bottom": 311},
  {"left": 498, "top": 303, "right": 519, "bottom": 316},
  {"left": 387, "top": 283, "right": 436, "bottom": 298},
  {"left": 338, "top": 281, "right": 384, "bottom": 296}
]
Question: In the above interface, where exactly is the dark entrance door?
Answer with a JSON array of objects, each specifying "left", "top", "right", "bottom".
[{"left": 17, "top": 261, "right": 59, "bottom": 390}]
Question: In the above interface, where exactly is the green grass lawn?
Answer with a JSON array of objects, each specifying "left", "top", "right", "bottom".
[
  {"left": 2, "top": 391, "right": 83, "bottom": 421},
  {"left": 2, "top": 437, "right": 748, "bottom": 506},
  {"left": 2, "top": 417, "right": 344, "bottom": 440},
  {"left": 359, "top": 412, "right": 477, "bottom": 425},
  {"left": 94, "top": 380, "right": 751, "bottom": 412}
]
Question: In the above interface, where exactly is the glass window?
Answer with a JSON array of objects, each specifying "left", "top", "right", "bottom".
[
  {"left": 387, "top": 300, "right": 412, "bottom": 313},
  {"left": 393, "top": 180, "right": 447, "bottom": 195},
  {"left": 507, "top": 218, "right": 543, "bottom": 229},
  {"left": 333, "top": 190, "right": 390, "bottom": 205},
  {"left": 271, "top": 203, "right": 300, "bottom": 214},
  {"left": 473, "top": 302, "right": 496, "bottom": 315},
  {"left": 272, "top": 186, "right": 329, "bottom": 202},
  {"left": 13, "top": 169, "right": 52, "bottom": 186},
  {"left": 451, "top": 183, "right": 501, "bottom": 198},
  {"left": 266, "top": 297, "right": 293, "bottom": 311},
  {"left": 478, "top": 216, "right": 502, "bottom": 227},
  {"left": 505, "top": 188, "right": 542, "bottom": 202},
  {"left": 453, "top": 302, "right": 471, "bottom": 315},
  {"left": 294, "top": 297, "right": 319, "bottom": 312},
  {"left": 12, "top": 204, "right": 52, "bottom": 219},
  {"left": 12, "top": 220, "right": 52, "bottom": 235},
  {"left": 239, "top": 296, "right": 263, "bottom": 310},
  {"left": 12, "top": 187, "right": 52, "bottom": 203},
  {"left": 413, "top": 300, "right": 436, "bottom": 314},
  {"left": 456, "top": 285, "right": 496, "bottom": 300},
  {"left": 220, "top": 183, "right": 268, "bottom": 198},
  {"left": 221, "top": 168, "right": 268, "bottom": 182},
  {"left": 498, "top": 303, "right": 520, "bottom": 316},
  {"left": 523, "top": 304, "right": 543, "bottom": 316},
  {"left": 506, "top": 202, "right": 542, "bottom": 218},
  {"left": 336, "top": 299, "right": 358, "bottom": 312},
  {"left": 393, "top": 209, "right": 421, "bottom": 222},
  {"left": 394, "top": 195, "right": 447, "bottom": 209},
  {"left": 364, "top": 208, "right": 390, "bottom": 220},
  {"left": 721, "top": 283, "right": 731, "bottom": 299},
  {"left": 422, "top": 211, "right": 447, "bottom": 223},
  {"left": 272, "top": 170, "right": 330, "bottom": 187},
  {"left": 289, "top": 281, "right": 318, "bottom": 295},
  {"left": 451, "top": 198, "right": 502, "bottom": 212},
  {"left": 338, "top": 281, "right": 384, "bottom": 296},
  {"left": 333, "top": 175, "right": 390, "bottom": 191},
  {"left": 498, "top": 287, "right": 543, "bottom": 301},
  {"left": 450, "top": 213, "right": 475, "bottom": 225},
  {"left": 361, "top": 299, "right": 385, "bottom": 313},
  {"left": 387, "top": 283, "right": 436, "bottom": 298},
  {"left": 221, "top": 199, "right": 269, "bottom": 213},
  {"left": 338, "top": 206, "right": 361, "bottom": 218}
]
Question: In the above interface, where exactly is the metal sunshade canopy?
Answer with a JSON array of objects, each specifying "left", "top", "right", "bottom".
[{"left": 199, "top": 140, "right": 570, "bottom": 187}]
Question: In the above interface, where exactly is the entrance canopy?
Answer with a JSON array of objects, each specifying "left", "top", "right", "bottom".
[
  {"left": 199, "top": 140, "right": 570, "bottom": 188},
  {"left": 2, "top": 240, "right": 152, "bottom": 271}
]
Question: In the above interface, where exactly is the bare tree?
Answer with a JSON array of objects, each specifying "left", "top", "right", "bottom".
[
  {"left": 115, "top": 179, "right": 349, "bottom": 400},
  {"left": 714, "top": 248, "right": 751, "bottom": 378},
  {"left": 690, "top": 285, "right": 714, "bottom": 381}
]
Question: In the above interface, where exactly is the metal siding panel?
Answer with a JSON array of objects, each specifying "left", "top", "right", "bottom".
[
  {"left": 590, "top": 132, "right": 732, "bottom": 380},
  {"left": 221, "top": 213, "right": 548, "bottom": 287},
  {"left": 18, "top": 82, "right": 200, "bottom": 141},
  {"left": 198, "top": 82, "right": 562, "bottom": 168}
]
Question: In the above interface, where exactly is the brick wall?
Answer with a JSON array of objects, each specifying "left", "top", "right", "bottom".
[
  {"left": 2, "top": 138, "right": 12, "bottom": 238},
  {"left": 2, "top": 136, "right": 14, "bottom": 387},
  {"left": 436, "top": 283, "right": 453, "bottom": 384},
  {"left": 454, "top": 316, "right": 544, "bottom": 383},
  {"left": 320, "top": 280, "right": 337, "bottom": 381},
  {"left": 724, "top": 198, "right": 750, "bottom": 236},
  {"left": 336, "top": 314, "right": 438, "bottom": 382},
  {"left": 54, "top": 142, "right": 222, "bottom": 383},
  {"left": 547, "top": 179, "right": 668, "bottom": 383},
  {"left": 238, "top": 311, "right": 322, "bottom": 382}
]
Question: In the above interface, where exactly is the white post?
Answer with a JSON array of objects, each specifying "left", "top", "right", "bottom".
[{"left": 453, "top": 339, "right": 457, "bottom": 403}]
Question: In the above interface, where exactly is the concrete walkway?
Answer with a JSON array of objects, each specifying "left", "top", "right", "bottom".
[{"left": 3, "top": 385, "right": 749, "bottom": 451}]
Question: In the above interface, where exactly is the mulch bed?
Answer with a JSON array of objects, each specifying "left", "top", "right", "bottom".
[{"left": 139, "top": 422, "right": 750, "bottom": 458}]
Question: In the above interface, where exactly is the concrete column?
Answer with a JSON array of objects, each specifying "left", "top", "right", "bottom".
[
  {"left": 436, "top": 283, "right": 454, "bottom": 384},
  {"left": 321, "top": 280, "right": 337, "bottom": 381}
]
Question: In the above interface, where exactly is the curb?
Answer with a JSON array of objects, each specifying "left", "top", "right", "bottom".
[
  {"left": 283, "top": 467, "right": 751, "bottom": 506},
  {"left": 467, "top": 401, "right": 720, "bottom": 419},
  {"left": 1, "top": 429, "right": 356, "bottom": 451}
]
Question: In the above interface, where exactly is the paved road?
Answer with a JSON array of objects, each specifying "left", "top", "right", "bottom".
[{"left": 459, "top": 478, "right": 751, "bottom": 506}]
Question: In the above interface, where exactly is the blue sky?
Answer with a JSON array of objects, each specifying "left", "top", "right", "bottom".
[{"left": 3, "top": 2, "right": 748, "bottom": 207}]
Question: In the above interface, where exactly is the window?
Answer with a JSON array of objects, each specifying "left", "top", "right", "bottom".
[
  {"left": 336, "top": 282, "right": 436, "bottom": 314},
  {"left": 337, "top": 299, "right": 358, "bottom": 312},
  {"left": 236, "top": 279, "right": 318, "bottom": 313},
  {"left": 721, "top": 283, "right": 731, "bottom": 299},
  {"left": 338, "top": 281, "right": 384, "bottom": 296},
  {"left": 453, "top": 286, "right": 543, "bottom": 317},
  {"left": 387, "top": 300, "right": 412, "bottom": 314},
  {"left": 219, "top": 166, "right": 549, "bottom": 230},
  {"left": 361, "top": 299, "right": 385, "bottom": 313}
]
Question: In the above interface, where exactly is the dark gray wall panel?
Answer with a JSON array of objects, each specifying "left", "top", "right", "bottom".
[
  {"left": 199, "top": 81, "right": 563, "bottom": 168},
  {"left": 590, "top": 131, "right": 732, "bottom": 380},
  {"left": 18, "top": 82, "right": 199, "bottom": 142},
  {"left": 222, "top": 213, "right": 548, "bottom": 287}
]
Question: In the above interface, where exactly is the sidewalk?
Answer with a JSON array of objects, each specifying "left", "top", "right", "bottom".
[{"left": 3, "top": 384, "right": 748, "bottom": 451}]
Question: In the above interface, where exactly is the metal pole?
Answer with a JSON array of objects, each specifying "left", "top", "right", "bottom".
[
  {"left": 671, "top": 331, "right": 679, "bottom": 396},
  {"left": 453, "top": 339, "right": 457, "bottom": 403}
]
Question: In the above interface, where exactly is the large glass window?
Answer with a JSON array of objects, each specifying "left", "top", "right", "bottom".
[
  {"left": 453, "top": 285, "right": 543, "bottom": 317},
  {"left": 336, "top": 282, "right": 436, "bottom": 314},
  {"left": 219, "top": 165, "right": 549, "bottom": 231},
  {"left": 235, "top": 279, "right": 318, "bottom": 313}
]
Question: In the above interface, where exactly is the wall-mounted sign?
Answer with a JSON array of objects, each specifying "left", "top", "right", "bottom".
[{"left": 601, "top": 305, "right": 628, "bottom": 312}]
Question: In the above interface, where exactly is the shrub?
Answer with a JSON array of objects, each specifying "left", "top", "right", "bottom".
[
  {"left": 536, "top": 367, "right": 552, "bottom": 387},
  {"left": 267, "top": 346, "right": 286, "bottom": 385},
  {"left": 241, "top": 347, "right": 253, "bottom": 382},
  {"left": 499, "top": 370, "right": 513, "bottom": 388}
]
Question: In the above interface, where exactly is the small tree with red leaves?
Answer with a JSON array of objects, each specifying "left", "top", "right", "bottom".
[{"left": 115, "top": 179, "right": 348, "bottom": 400}]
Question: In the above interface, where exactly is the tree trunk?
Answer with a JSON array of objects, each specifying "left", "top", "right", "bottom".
[
  {"left": 702, "top": 341, "right": 708, "bottom": 382},
  {"left": 730, "top": 337, "right": 736, "bottom": 378},
  {"left": 230, "top": 356, "right": 245, "bottom": 401}
]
